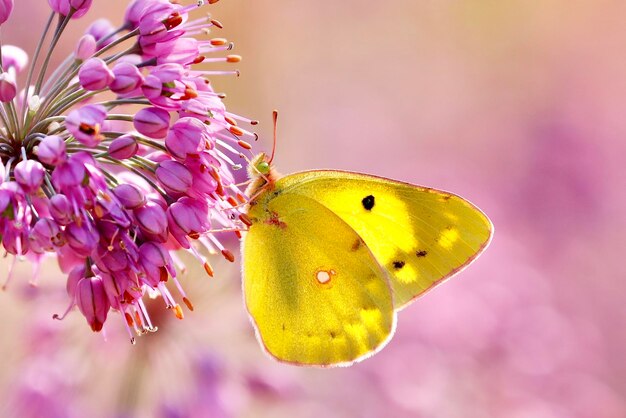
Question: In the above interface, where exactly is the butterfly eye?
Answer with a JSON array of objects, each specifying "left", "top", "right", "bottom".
[{"left": 256, "top": 161, "right": 270, "bottom": 175}]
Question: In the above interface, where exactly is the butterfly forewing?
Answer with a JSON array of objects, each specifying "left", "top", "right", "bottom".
[
  {"left": 242, "top": 192, "right": 395, "bottom": 366},
  {"left": 278, "top": 171, "right": 493, "bottom": 309}
]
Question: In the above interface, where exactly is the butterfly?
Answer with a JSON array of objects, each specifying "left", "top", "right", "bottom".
[{"left": 241, "top": 145, "right": 493, "bottom": 367}]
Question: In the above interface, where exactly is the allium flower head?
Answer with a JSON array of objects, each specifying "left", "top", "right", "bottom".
[{"left": 0, "top": 0, "right": 254, "bottom": 341}]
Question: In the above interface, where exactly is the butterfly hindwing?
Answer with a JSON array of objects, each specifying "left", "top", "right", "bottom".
[
  {"left": 277, "top": 171, "right": 493, "bottom": 309},
  {"left": 242, "top": 192, "right": 395, "bottom": 366}
]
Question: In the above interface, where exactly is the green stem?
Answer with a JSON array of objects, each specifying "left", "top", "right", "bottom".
[{"left": 21, "top": 11, "right": 55, "bottom": 127}]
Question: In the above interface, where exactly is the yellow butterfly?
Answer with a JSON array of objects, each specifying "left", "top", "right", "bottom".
[{"left": 241, "top": 150, "right": 493, "bottom": 367}]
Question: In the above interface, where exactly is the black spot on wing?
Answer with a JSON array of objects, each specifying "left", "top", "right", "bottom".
[
  {"left": 393, "top": 261, "right": 405, "bottom": 269},
  {"left": 362, "top": 195, "right": 375, "bottom": 211},
  {"left": 416, "top": 250, "right": 428, "bottom": 258}
]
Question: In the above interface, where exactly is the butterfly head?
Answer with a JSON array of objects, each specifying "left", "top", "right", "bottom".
[
  {"left": 246, "top": 152, "right": 280, "bottom": 198},
  {"left": 250, "top": 152, "right": 271, "bottom": 177}
]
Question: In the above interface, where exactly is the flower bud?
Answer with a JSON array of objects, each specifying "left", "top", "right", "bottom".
[
  {"left": 75, "top": 276, "right": 110, "bottom": 332},
  {"left": 14, "top": 160, "right": 45, "bottom": 193},
  {"left": 65, "top": 104, "right": 107, "bottom": 146},
  {"left": 108, "top": 134, "right": 138, "bottom": 159},
  {"left": 110, "top": 62, "right": 143, "bottom": 94},
  {"left": 86, "top": 18, "right": 117, "bottom": 49},
  {"left": 1, "top": 45, "right": 27, "bottom": 73},
  {"left": 78, "top": 58, "right": 114, "bottom": 91},
  {"left": 48, "top": 0, "right": 94, "bottom": 19},
  {"left": 0, "top": 72, "right": 16, "bottom": 102},
  {"left": 37, "top": 135, "right": 67, "bottom": 166},
  {"left": 74, "top": 34, "right": 96, "bottom": 61},
  {"left": 134, "top": 200, "right": 168, "bottom": 242},
  {"left": 133, "top": 107, "right": 170, "bottom": 138},
  {"left": 30, "top": 217, "right": 62, "bottom": 252},
  {"left": 139, "top": 241, "right": 176, "bottom": 286},
  {"left": 112, "top": 183, "right": 146, "bottom": 209},
  {"left": 49, "top": 194, "right": 73, "bottom": 225},
  {"left": 0, "top": 0, "right": 13, "bottom": 25},
  {"left": 156, "top": 160, "right": 192, "bottom": 194},
  {"left": 167, "top": 197, "right": 211, "bottom": 248},
  {"left": 165, "top": 117, "right": 207, "bottom": 160},
  {"left": 65, "top": 221, "right": 98, "bottom": 257}
]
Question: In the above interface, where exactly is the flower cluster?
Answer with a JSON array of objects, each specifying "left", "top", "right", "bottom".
[{"left": 0, "top": 0, "right": 254, "bottom": 340}]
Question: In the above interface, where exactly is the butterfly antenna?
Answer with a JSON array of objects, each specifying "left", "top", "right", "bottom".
[{"left": 268, "top": 109, "right": 278, "bottom": 164}]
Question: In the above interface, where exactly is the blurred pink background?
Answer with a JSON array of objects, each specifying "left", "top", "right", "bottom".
[{"left": 1, "top": 1, "right": 625, "bottom": 417}]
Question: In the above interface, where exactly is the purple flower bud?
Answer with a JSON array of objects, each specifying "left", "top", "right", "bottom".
[
  {"left": 85, "top": 18, "right": 117, "bottom": 49},
  {"left": 49, "top": 194, "right": 73, "bottom": 225},
  {"left": 65, "top": 104, "right": 107, "bottom": 146},
  {"left": 95, "top": 247, "right": 130, "bottom": 273},
  {"left": 37, "top": 135, "right": 67, "bottom": 166},
  {"left": 154, "top": 37, "right": 200, "bottom": 66},
  {"left": 67, "top": 264, "right": 86, "bottom": 297},
  {"left": 75, "top": 276, "right": 110, "bottom": 332},
  {"left": 0, "top": 72, "right": 16, "bottom": 102},
  {"left": 1, "top": 45, "right": 27, "bottom": 73},
  {"left": 112, "top": 183, "right": 146, "bottom": 209},
  {"left": 3, "top": 228, "right": 28, "bottom": 255},
  {"left": 14, "top": 160, "right": 45, "bottom": 193},
  {"left": 139, "top": 241, "right": 176, "bottom": 286},
  {"left": 78, "top": 58, "right": 113, "bottom": 91},
  {"left": 110, "top": 62, "right": 143, "bottom": 95},
  {"left": 101, "top": 269, "right": 132, "bottom": 301},
  {"left": 65, "top": 221, "right": 98, "bottom": 257},
  {"left": 167, "top": 197, "right": 211, "bottom": 248},
  {"left": 134, "top": 200, "right": 168, "bottom": 242},
  {"left": 51, "top": 158, "right": 86, "bottom": 191},
  {"left": 133, "top": 107, "right": 170, "bottom": 138},
  {"left": 0, "top": 0, "right": 13, "bottom": 25},
  {"left": 30, "top": 217, "right": 63, "bottom": 252},
  {"left": 0, "top": 188, "right": 12, "bottom": 214},
  {"left": 108, "top": 134, "right": 138, "bottom": 159},
  {"left": 156, "top": 160, "right": 192, "bottom": 194},
  {"left": 124, "top": 0, "right": 155, "bottom": 29},
  {"left": 141, "top": 64, "right": 185, "bottom": 110},
  {"left": 74, "top": 34, "right": 96, "bottom": 61},
  {"left": 165, "top": 117, "right": 207, "bottom": 160},
  {"left": 48, "top": 0, "right": 93, "bottom": 19}
]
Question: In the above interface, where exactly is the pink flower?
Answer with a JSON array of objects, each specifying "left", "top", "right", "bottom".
[
  {"left": 36, "top": 135, "right": 67, "bottom": 166},
  {"left": 0, "top": 0, "right": 250, "bottom": 341},
  {"left": 110, "top": 62, "right": 143, "bottom": 95},
  {"left": 65, "top": 104, "right": 107, "bottom": 146},
  {"left": 48, "top": 0, "right": 93, "bottom": 19},
  {"left": 112, "top": 183, "right": 146, "bottom": 209},
  {"left": 0, "top": 71, "right": 16, "bottom": 102},
  {"left": 85, "top": 18, "right": 117, "bottom": 48},
  {"left": 156, "top": 159, "right": 192, "bottom": 194},
  {"left": 1, "top": 45, "right": 27, "bottom": 72},
  {"left": 133, "top": 106, "right": 170, "bottom": 138},
  {"left": 14, "top": 160, "right": 45, "bottom": 193},
  {"left": 165, "top": 117, "right": 208, "bottom": 159},
  {"left": 78, "top": 58, "right": 114, "bottom": 91},
  {"left": 75, "top": 276, "right": 110, "bottom": 332},
  {"left": 108, "top": 134, "right": 138, "bottom": 159},
  {"left": 0, "top": 0, "right": 13, "bottom": 25},
  {"left": 167, "top": 197, "right": 211, "bottom": 248},
  {"left": 74, "top": 34, "right": 96, "bottom": 61}
]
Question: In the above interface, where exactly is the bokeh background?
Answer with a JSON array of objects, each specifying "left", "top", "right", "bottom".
[{"left": 1, "top": 1, "right": 625, "bottom": 417}]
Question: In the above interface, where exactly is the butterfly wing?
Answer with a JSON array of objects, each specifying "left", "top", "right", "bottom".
[
  {"left": 277, "top": 171, "right": 493, "bottom": 309},
  {"left": 242, "top": 192, "right": 395, "bottom": 366}
]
